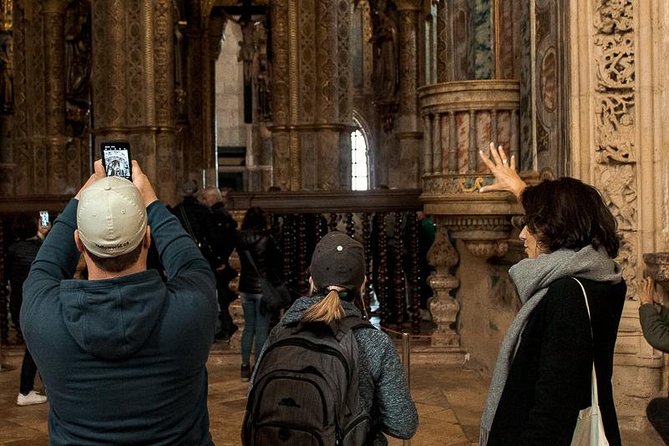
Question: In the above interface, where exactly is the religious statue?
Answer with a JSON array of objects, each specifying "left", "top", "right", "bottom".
[
  {"left": 64, "top": 0, "right": 91, "bottom": 108},
  {"left": 371, "top": 0, "right": 398, "bottom": 98},
  {"left": 0, "top": 32, "right": 13, "bottom": 113},
  {"left": 238, "top": 20, "right": 256, "bottom": 85}
]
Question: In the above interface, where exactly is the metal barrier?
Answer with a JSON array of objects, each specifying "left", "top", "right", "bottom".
[{"left": 401, "top": 332, "right": 411, "bottom": 446}]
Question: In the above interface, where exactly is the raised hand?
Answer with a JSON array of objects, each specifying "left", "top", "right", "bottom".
[
  {"left": 640, "top": 277, "right": 660, "bottom": 306},
  {"left": 478, "top": 142, "right": 526, "bottom": 199}
]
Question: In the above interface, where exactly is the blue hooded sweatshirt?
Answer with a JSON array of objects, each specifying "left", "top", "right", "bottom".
[{"left": 21, "top": 199, "right": 217, "bottom": 446}]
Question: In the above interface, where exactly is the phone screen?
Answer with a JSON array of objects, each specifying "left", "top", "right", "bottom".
[
  {"left": 101, "top": 141, "right": 132, "bottom": 181},
  {"left": 39, "top": 211, "right": 49, "bottom": 228}
]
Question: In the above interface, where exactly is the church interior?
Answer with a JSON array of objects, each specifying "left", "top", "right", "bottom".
[{"left": 1, "top": 0, "right": 668, "bottom": 444}]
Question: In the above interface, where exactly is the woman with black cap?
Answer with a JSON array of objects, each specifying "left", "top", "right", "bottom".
[{"left": 245, "top": 231, "right": 418, "bottom": 445}]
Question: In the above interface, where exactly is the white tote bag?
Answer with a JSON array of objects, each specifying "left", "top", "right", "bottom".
[{"left": 570, "top": 278, "right": 609, "bottom": 446}]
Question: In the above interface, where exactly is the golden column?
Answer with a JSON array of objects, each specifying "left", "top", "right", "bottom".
[
  {"left": 395, "top": 0, "right": 421, "bottom": 189},
  {"left": 43, "top": 0, "right": 68, "bottom": 193},
  {"left": 91, "top": 0, "right": 181, "bottom": 203},
  {"left": 270, "top": 0, "right": 354, "bottom": 191},
  {"left": 0, "top": 0, "right": 13, "bottom": 195}
]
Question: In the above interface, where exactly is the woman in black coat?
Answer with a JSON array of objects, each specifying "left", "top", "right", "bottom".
[
  {"left": 478, "top": 143, "right": 626, "bottom": 446},
  {"left": 236, "top": 207, "right": 282, "bottom": 381}
]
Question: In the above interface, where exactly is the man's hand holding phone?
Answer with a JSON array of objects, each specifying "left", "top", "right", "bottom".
[{"left": 101, "top": 141, "right": 132, "bottom": 181}]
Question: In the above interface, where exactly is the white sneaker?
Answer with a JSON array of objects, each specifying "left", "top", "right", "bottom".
[{"left": 17, "top": 390, "right": 47, "bottom": 406}]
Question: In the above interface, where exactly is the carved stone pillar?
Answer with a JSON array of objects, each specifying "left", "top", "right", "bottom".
[
  {"left": 569, "top": 0, "right": 669, "bottom": 430},
  {"left": 270, "top": 0, "right": 295, "bottom": 190},
  {"left": 395, "top": 1, "right": 421, "bottom": 189},
  {"left": 428, "top": 219, "right": 460, "bottom": 347},
  {"left": 43, "top": 0, "right": 68, "bottom": 193},
  {"left": 181, "top": 2, "right": 225, "bottom": 196},
  {"left": 270, "top": 0, "right": 353, "bottom": 191},
  {"left": 91, "top": 1, "right": 182, "bottom": 204}
]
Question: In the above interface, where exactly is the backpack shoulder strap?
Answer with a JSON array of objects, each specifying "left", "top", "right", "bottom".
[{"left": 336, "top": 316, "right": 375, "bottom": 336}]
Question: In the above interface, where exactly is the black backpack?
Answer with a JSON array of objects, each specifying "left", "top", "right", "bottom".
[{"left": 242, "top": 316, "right": 375, "bottom": 446}]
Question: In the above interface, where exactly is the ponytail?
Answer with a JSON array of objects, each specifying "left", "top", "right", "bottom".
[{"left": 301, "top": 287, "right": 345, "bottom": 324}]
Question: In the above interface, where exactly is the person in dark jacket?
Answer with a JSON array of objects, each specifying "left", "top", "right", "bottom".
[
  {"left": 478, "top": 143, "right": 626, "bottom": 446},
  {"left": 200, "top": 186, "right": 239, "bottom": 341},
  {"left": 639, "top": 276, "right": 669, "bottom": 444},
  {"left": 6, "top": 215, "right": 50, "bottom": 406},
  {"left": 21, "top": 161, "right": 217, "bottom": 445},
  {"left": 237, "top": 206, "right": 282, "bottom": 381}
]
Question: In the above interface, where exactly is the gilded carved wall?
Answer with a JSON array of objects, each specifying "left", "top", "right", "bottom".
[{"left": 270, "top": 0, "right": 353, "bottom": 191}]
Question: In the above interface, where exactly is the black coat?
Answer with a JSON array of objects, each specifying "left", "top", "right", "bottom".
[
  {"left": 488, "top": 276, "right": 626, "bottom": 446},
  {"left": 236, "top": 230, "right": 282, "bottom": 294}
]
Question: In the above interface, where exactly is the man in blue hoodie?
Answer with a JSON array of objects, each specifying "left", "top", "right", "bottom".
[{"left": 20, "top": 160, "right": 218, "bottom": 445}]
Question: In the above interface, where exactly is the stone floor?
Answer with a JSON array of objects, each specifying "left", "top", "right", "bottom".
[{"left": 0, "top": 346, "right": 663, "bottom": 445}]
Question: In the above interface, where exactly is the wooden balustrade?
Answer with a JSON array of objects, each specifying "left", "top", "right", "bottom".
[
  {"left": 227, "top": 190, "right": 426, "bottom": 334},
  {"left": 1, "top": 190, "right": 431, "bottom": 345}
]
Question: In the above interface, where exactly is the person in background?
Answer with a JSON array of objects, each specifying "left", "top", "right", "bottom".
[
  {"left": 6, "top": 214, "right": 50, "bottom": 406},
  {"left": 172, "top": 179, "right": 213, "bottom": 254},
  {"left": 20, "top": 161, "right": 217, "bottom": 445},
  {"left": 478, "top": 143, "right": 625, "bottom": 446},
  {"left": 639, "top": 276, "right": 669, "bottom": 444},
  {"left": 236, "top": 206, "right": 282, "bottom": 381},
  {"left": 199, "top": 186, "right": 240, "bottom": 341}
]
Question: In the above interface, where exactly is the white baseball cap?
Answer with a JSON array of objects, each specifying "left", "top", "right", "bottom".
[{"left": 77, "top": 176, "right": 147, "bottom": 258}]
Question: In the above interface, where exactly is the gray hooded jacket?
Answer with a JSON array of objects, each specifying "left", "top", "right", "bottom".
[{"left": 251, "top": 295, "right": 418, "bottom": 445}]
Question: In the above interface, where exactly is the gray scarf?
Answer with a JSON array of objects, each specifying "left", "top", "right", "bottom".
[{"left": 479, "top": 245, "right": 622, "bottom": 445}]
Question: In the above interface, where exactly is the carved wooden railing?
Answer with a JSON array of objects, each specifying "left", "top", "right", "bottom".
[
  {"left": 0, "top": 192, "right": 433, "bottom": 348},
  {"left": 227, "top": 190, "right": 427, "bottom": 336}
]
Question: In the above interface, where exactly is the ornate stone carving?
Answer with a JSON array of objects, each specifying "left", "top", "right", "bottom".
[
  {"left": 64, "top": 0, "right": 91, "bottom": 136},
  {"left": 428, "top": 220, "right": 460, "bottom": 347},
  {"left": 153, "top": 0, "right": 173, "bottom": 126},
  {"left": 436, "top": 0, "right": 447, "bottom": 82},
  {"left": 298, "top": 1, "right": 314, "bottom": 122},
  {"left": 422, "top": 174, "right": 493, "bottom": 194},
  {"left": 0, "top": 32, "right": 13, "bottom": 113},
  {"left": 594, "top": 94, "right": 634, "bottom": 163},
  {"left": 271, "top": 0, "right": 289, "bottom": 126},
  {"left": 464, "top": 240, "right": 508, "bottom": 259},
  {"left": 593, "top": 0, "right": 635, "bottom": 164},
  {"left": 592, "top": 0, "right": 637, "bottom": 304},
  {"left": 316, "top": 0, "right": 336, "bottom": 123},
  {"left": 337, "top": 0, "right": 351, "bottom": 123},
  {"left": 595, "top": 164, "right": 636, "bottom": 230}
]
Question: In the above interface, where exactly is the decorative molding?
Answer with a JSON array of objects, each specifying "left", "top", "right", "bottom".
[
  {"left": 464, "top": 240, "right": 509, "bottom": 259},
  {"left": 423, "top": 173, "right": 493, "bottom": 194}
]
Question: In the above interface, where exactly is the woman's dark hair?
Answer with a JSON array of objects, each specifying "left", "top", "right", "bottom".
[
  {"left": 242, "top": 206, "right": 268, "bottom": 231},
  {"left": 520, "top": 177, "right": 620, "bottom": 258}
]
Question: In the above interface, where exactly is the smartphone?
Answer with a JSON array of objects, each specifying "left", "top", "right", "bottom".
[
  {"left": 101, "top": 141, "right": 132, "bottom": 181},
  {"left": 39, "top": 210, "right": 50, "bottom": 228}
]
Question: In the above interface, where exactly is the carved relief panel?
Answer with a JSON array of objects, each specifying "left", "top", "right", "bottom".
[{"left": 592, "top": 0, "right": 637, "bottom": 294}]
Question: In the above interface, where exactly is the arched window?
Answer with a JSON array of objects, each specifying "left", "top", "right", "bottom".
[{"left": 351, "top": 125, "right": 369, "bottom": 191}]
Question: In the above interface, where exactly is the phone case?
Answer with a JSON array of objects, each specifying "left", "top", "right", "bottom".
[{"left": 101, "top": 141, "right": 132, "bottom": 181}]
